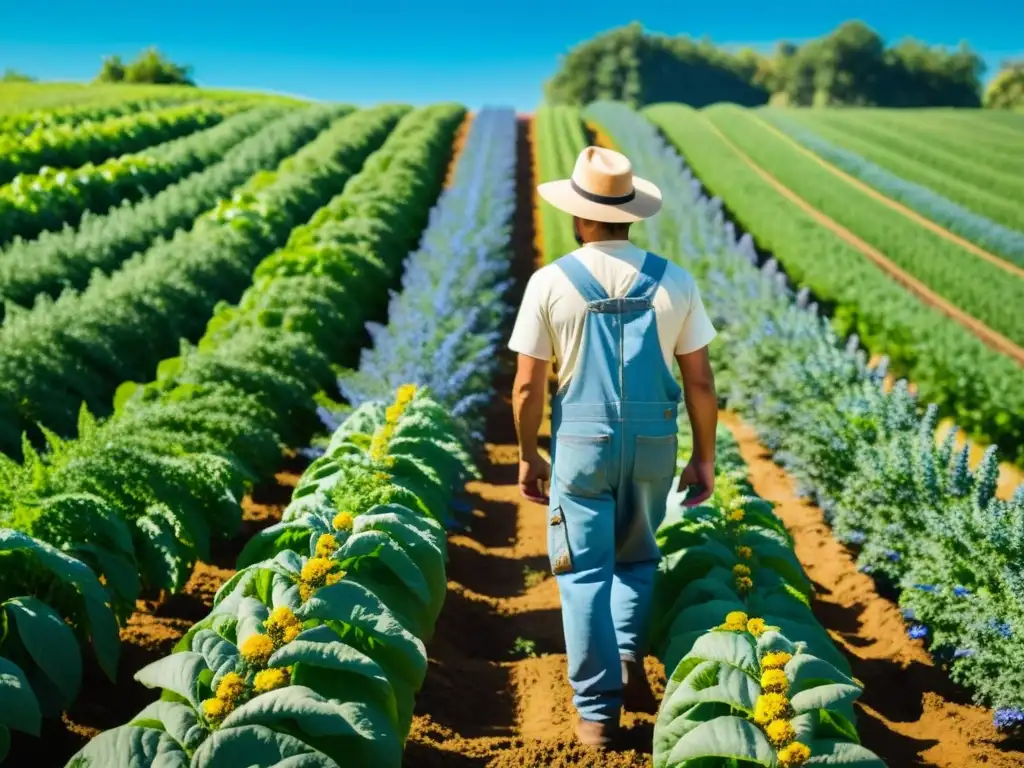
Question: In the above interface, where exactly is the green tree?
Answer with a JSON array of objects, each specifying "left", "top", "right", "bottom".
[
  {"left": 985, "top": 60, "right": 1024, "bottom": 109},
  {"left": 94, "top": 48, "right": 194, "bottom": 86}
]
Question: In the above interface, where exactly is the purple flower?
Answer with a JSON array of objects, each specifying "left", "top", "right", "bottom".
[
  {"left": 885, "top": 550, "right": 901, "bottom": 562},
  {"left": 953, "top": 585, "right": 970, "bottom": 598},
  {"left": 846, "top": 530, "right": 867, "bottom": 545},
  {"left": 901, "top": 607, "right": 916, "bottom": 620},
  {"left": 988, "top": 620, "right": 1013, "bottom": 639},
  {"left": 914, "top": 584, "right": 938, "bottom": 593},
  {"left": 953, "top": 648, "right": 975, "bottom": 659},
  {"left": 907, "top": 624, "right": 929, "bottom": 640},
  {"left": 994, "top": 708, "right": 1024, "bottom": 731}
]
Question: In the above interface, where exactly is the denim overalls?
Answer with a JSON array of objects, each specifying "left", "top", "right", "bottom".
[{"left": 547, "top": 251, "right": 681, "bottom": 723}]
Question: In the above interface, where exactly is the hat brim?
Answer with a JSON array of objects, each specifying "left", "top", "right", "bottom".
[{"left": 536, "top": 175, "right": 662, "bottom": 223}]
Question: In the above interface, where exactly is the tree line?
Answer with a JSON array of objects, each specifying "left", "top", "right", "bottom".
[
  {"left": 546, "top": 21, "right": 1024, "bottom": 109},
  {"left": 95, "top": 47, "right": 195, "bottom": 86}
]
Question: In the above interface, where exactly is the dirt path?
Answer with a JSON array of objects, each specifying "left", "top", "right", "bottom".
[
  {"left": 748, "top": 113, "right": 1024, "bottom": 281},
  {"left": 700, "top": 115, "right": 1024, "bottom": 367},
  {"left": 403, "top": 116, "right": 654, "bottom": 768},
  {"left": 721, "top": 412, "right": 1024, "bottom": 768}
]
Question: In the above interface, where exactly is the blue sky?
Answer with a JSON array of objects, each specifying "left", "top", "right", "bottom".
[{"left": 3, "top": 0, "right": 1021, "bottom": 109}]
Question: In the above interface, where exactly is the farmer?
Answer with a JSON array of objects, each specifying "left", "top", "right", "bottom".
[{"left": 509, "top": 146, "right": 718, "bottom": 748}]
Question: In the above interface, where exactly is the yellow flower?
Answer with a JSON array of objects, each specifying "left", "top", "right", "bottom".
[
  {"left": 314, "top": 533, "right": 339, "bottom": 558},
  {"left": 374, "top": 471, "right": 391, "bottom": 481},
  {"left": 215, "top": 672, "right": 247, "bottom": 704},
  {"left": 765, "top": 718, "right": 797, "bottom": 746},
  {"left": 733, "top": 564, "right": 752, "bottom": 577},
  {"left": 240, "top": 633, "right": 275, "bottom": 667},
  {"left": 747, "top": 618, "right": 767, "bottom": 637},
  {"left": 736, "top": 546, "right": 753, "bottom": 559},
  {"left": 264, "top": 606, "right": 301, "bottom": 648},
  {"left": 298, "top": 556, "right": 345, "bottom": 602},
  {"left": 332, "top": 511, "right": 354, "bottom": 531},
  {"left": 202, "top": 696, "right": 230, "bottom": 722},
  {"left": 396, "top": 383, "right": 417, "bottom": 403},
  {"left": 753, "top": 693, "right": 792, "bottom": 725},
  {"left": 760, "top": 668, "right": 789, "bottom": 693},
  {"left": 760, "top": 651, "right": 793, "bottom": 670},
  {"left": 719, "top": 610, "right": 749, "bottom": 631},
  {"left": 736, "top": 576, "right": 754, "bottom": 593},
  {"left": 777, "top": 742, "right": 811, "bottom": 767},
  {"left": 253, "top": 667, "right": 291, "bottom": 694},
  {"left": 728, "top": 508, "right": 745, "bottom": 523},
  {"left": 384, "top": 404, "right": 403, "bottom": 423}
]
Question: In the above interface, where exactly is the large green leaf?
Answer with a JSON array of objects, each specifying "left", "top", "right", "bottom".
[
  {"left": 129, "top": 700, "right": 206, "bottom": 753},
  {"left": 219, "top": 686, "right": 400, "bottom": 766},
  {"left": 134, "top": 651, "right": 208, "bottom": 708},
  {"left": 190, "top": 723, "right": 335, "bottom": 767},
  {"left": 792, "top": 683, "right": 863, "bottom": 714},
  {"left": 665, "top": 715, "right": 776, "bottom": 766},
  {"left": 66, "top": 725, "right": 188, "bottom": 768},
  {"left": 6, "top": 596, "right": 82, "bottom": 709},
  {"left": 807, "top": 739, "right": 888, "bottom": 766},
  {"left": 662, "top": 631, "right": 759, "bottom": 710},
  {"left": 0, "top": 656, "right": 41, "bottom": 736}
]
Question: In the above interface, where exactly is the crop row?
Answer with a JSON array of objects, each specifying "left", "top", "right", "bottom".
[
  {"left": 650, "top": 428, "right": 886, "bottom": 767},
  {"left": 337, "top": 108, "right": 517, "bottom": 451},
  {"left": 0, "top": 101, "right": 240, "bottom": 188},
  {"left": 643, "top": 103, "right": 1024, "bottom": 464},
  {"left": 64, "top": 103, "right": 495, "bottom": 766},
  {"left": 0, "top": 102, "right": 294, "bottom": 246},
  {"left": 587, "top": 101, "right": 1024, "bottom": 733},
  {"left": 0, "top": 105, "right": 327, "bottom": 319},
  {"left": 68, "top": 388, "right": 471, "bottom": 767},
  {"left": 760, "top": 112, "right": 1024, "bottom": 268},
  {"left": 0, "top": 94, "right": 210, "bottom": 135},
  {"left": 704, "top": 105, "right": 1024, "bottom": 348},
  {"left": 0, "top": 103, "right": 462, "bottom": 761},
  {"left": 533, "top": 105, "right": 588, "bottom": 260},
  {"left": 869, "top": 113, "right": 1024, "bottom": 175},
  {"left": 778, "top": 110, "right": 1024, "bottom": 232},
  {"left": 0, "top": 102, "right": 376, "bottom": 455}
]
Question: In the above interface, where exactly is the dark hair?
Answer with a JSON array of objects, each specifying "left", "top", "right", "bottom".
[{"left": 598, "top": 221, "right": 631, "bottom": 236}]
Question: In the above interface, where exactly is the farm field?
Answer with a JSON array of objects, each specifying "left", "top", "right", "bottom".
[{"left": 0, "top": 83, "right": 1022, "bottom": 768}]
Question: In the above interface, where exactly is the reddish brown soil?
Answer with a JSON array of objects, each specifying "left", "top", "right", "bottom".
[
  {"left": 7, "top": 459, "right": 304, "bottom": 767},
  {"left": 444, "top": 114, "right": 473, "bottom": 189},
  {"left": 721, "top": 412, "right": 1024, "bottom": 768},
  {"left": 701, "top": 116, "right": 1024, "bottom": 367}
]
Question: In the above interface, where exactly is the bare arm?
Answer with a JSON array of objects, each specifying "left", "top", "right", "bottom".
[
  {"left": 675, "top": 345, "right": 717, "bottom": 502},
  {"left": 512, "top": 353, "right": 548, "bottom": 459}
]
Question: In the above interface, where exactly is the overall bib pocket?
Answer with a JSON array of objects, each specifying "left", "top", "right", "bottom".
[
  {"left": 548, "top": 506, "right": 573, "bottom": 575},
  {"left": 553, "top": 434, "right": 610, "bottom": 498},
  {"left": 633, "top": 434, "right": 678, "bottom": 482}
]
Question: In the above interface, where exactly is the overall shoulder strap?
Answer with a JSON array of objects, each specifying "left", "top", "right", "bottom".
[
  {"left": 625, "top": 252, "right": 668, "bottom": 300},
  {"left": 554, "top": 253, "right": 610, "bottom": 303}
]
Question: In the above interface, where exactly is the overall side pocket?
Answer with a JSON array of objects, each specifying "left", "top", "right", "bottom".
[{"left": 548, "top": 506, "right": 574, "bottom": 575}]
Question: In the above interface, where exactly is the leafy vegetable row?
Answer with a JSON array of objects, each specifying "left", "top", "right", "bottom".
[
  {"left": 0, "top": 104, "right": 312, "bottom": 316},
  {"left": 704, "top": 105, "right": 1024, "bottom": 348},
  {"left": 533, "top": 105, "right": 588, "bottom": 261},
  {"left": 759, "top": 112, "right": 1024, "bottom": 269},
  {"left": 0, "top": 101, "right": 268, "bottom": 246},
  {"left": 0, "top": 102, "right": 375, "bottom": 455},
  {"left": 0, "top": 101, "right": 236, "bottom": 187},
  {"left": 586, "top": 101, "right": 1024, "bottom": 735},
  {"left": 336, "top": 107, "right": 517, "bottom": 453},
  {"left": 0, "top": 103, "right": 461, "bottom": 761},
  {"left": 67, "top": 386, "right": 472, "bottom": 768},
  {"left": 650, "top": 429, "right": 886, "bottom": 767},
  {"left": 771, "top": 109, "right": 1024, "bottom": 236},
  {"left": 642, "top": 103, "right": 1024, "bottom": 464},
  {"left": 0, "top": 95, "right": 208, "bottom": 136}
]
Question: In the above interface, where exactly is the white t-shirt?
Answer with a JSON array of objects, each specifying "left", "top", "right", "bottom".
[{"left": 508, "top": 240, "right": 717, "bottom": 387}]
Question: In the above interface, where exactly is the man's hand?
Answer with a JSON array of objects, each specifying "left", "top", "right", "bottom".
[
  {"left": 678, "top": 458, "right": 715, "bottom": 507},
  {"left": 519, "top": 452, "right": 551, "bottom": 503}
]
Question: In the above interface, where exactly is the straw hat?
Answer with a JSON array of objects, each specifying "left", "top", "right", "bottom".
[{"left": 537, "top": 146, "right": 662, "bottom": 223}]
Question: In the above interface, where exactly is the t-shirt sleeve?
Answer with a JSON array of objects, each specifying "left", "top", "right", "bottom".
[
  {"left": 674, "top": 279, "right": 717, "bottom": 355},
  {"left": 509, "top": 270, "right": 554, "bottom": 360}
]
